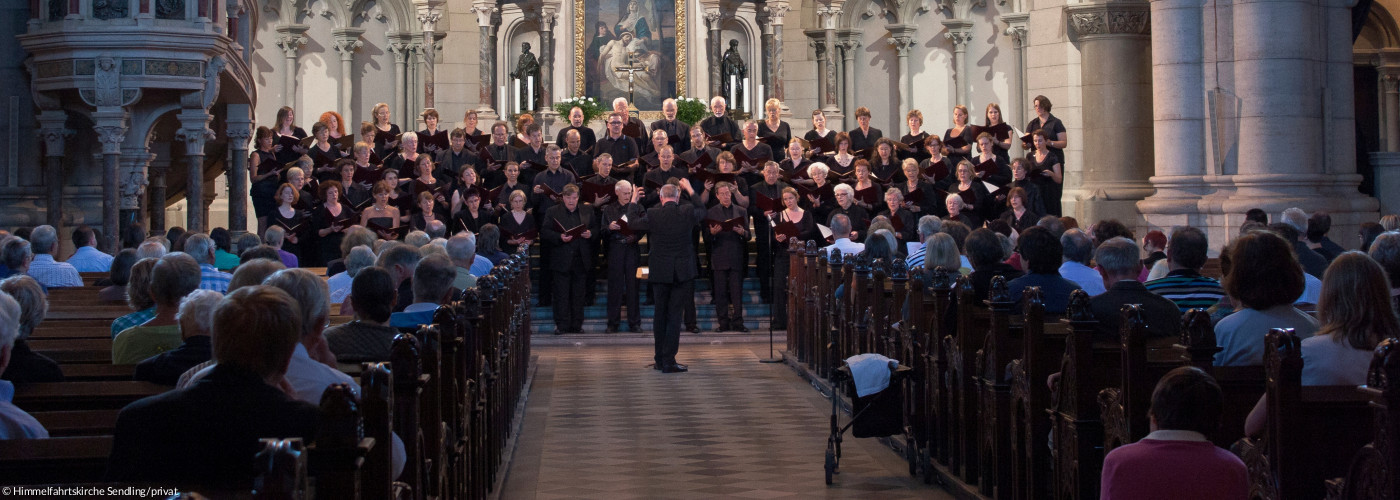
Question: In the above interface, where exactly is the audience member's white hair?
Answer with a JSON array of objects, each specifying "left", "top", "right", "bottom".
[
  {"left": 136, "top": 240, "right": 167, "bottom": 260},
  {"left": 0, "top": 291, "right": 20, "bottom": 349},
  {"left": 264, "top": 226, "right": 285, "bottom": 248},
  {"left": 29, "top": 225, "right": 58, "bottom": 255},
  {"left": 176, "top": 289, "right": 223, "bottom": 337},
  {"left": 917, "top": 216, "right": 943, "bottom": 239},
  {"left": 344, "top": 246, "right": 376, "bottom": 278},
  {"left": 426, "top": 220, "right": 447, "bottom": 239},
  {"left": 419, "top": 244, "right": 446, "bottom": 258},
  {"left": 446, "top": 233, "right": 477, "bottom": 264},
  {"left": 1281, "top": 207, "right": 1308, "bottom": 233},
  {"left": 833, "top": 183, "right": 854, "bottom": 197},
  {"left": 183, "top": 233, "right": 216, "bottom": 265},
  {"left": 405, "top": 230, "right": 430, "bottom": 248}
]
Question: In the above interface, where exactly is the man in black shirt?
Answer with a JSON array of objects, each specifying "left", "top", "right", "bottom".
[
  {"left": 561, "top": 129, "right": 594, "bottom": 177},
  {"left": 514, "top": 123, "right": 548, "bottom": 177},
  {"left": 541, "top": 184, "right": 595, "bottom": 333},
  {"left": 848, "top": 106, "right": 883, "bottom": 153},
  {"left": 629, "top": 182, "right": 704, "bottom": 372},
  {"left": 641, "top": 146, "right": 688, "bottom": 207},
  {"left": 611, "top": 97, "right": 647, "bottom": 137},
  {"left": 602, "top": 181, "right": 644, "bottom": 333},
  {"left": 699, "top": 96, "right": 741, "bottom": 149},
  {"left": 595, "top": 111, "right": 640, "bottom": 179},
  {"left": 706, "top": 182, "right": 750, "bottom": 332},
  {"left": 555, "top": 106, "right": 597, "bottom": 153},
  {"left": 679, "top": 125, "right": 721, "bottom": 168},
  {"left": 749, "top": 162, "right": 787, "bottom": 303},
  {"left": 650, "top": 98, "right": 690, "bottom": 156},
  {"left": 480, "top": 121, "right": 515, "bottom": 188},
  {"left": 435, "top": 128, "right": 483, "bottom": 181}
]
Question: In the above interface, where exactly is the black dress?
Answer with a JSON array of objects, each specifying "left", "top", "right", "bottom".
[
  {"left": 496, "top": 210, "right": 538, "bottom": 247},
  {"left": 269, "top": 205, "right": 307, "bottom": 260},
  {"left": 307, "top": 143, "right": 343, "bottom": 182},
  {"left": 758, "top": 121, "right": 791, "bottom": 159},
  {"left": 969, "top": 152, "right": 1011, "bottom": 188},
  {"left": 372, "top": 124, "right": 402, "bottom": 160},
  {"left": 313, "top": 203, "right": 358, "bottom": 265},
  {"left": 250, "top": 149, "right": 282, "bottom": 219},
  {"left": 899, "top": 132, "right": 931, "bottom": 163},
  {"left": 730, "top": 141, "right": 772, "bottom": 186},
  {"left": 1027, "top": 150, "right": 1063, "bottom": 216},
  {"left": 899, "top": 180, "right": 939, "bottom": 218},
  {"left": 1000, "top": 208, "right": 1041, "bottom": 233},
  {"left": 943, "top": 126, "right": 977, "bottom": 167},
  {"left": 870, "top": 159, "right": 904, "bottom": 186},
  {"left": 770, "top": 209, "right": 819, "bottom": 329},
  {"left": 803, "top": 129, "right": 837, "bottom": 156},
  {"left": 273, "top": 127, "right": 308, "bottom": 165},
  {"left": 452, "top": 208, "right": 490, "bottom": 235}
]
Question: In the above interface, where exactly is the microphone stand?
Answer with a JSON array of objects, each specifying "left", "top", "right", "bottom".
[{"left": 760, "top": 217, "right": 784, "bottom": 364}]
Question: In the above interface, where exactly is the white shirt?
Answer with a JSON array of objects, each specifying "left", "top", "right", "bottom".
[
  {"left": 0, "top": 379, "right": 48, "bottom": 439},
  {"left": 27, "top": 254, "right": 83, "bottom": 288},
  {"left": 65, "top": 245, "right": 114, "bottom": 273},
  {"left": 327, "top": 272, "right": 353, "bottom": 304},
  {"left": 821, "top": 238, "right": 865, "bottom": 258},
  {"left": 1297, "top": 272, "right": 1322, "bottom": 305},
  {"left": 1058, "top": 261, "right": 1106, "bottom": 296}
]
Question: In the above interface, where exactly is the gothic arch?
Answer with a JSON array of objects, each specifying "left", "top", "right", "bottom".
[
  {"left": 345, "top": 0, "right": 412, "bottom": 32},
  {"left": 1357, "top": 3, "right": 1400, "bottom": 51}
]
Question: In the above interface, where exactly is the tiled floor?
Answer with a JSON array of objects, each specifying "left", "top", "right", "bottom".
[{"left": 501, "top": 343, "right": 951, "bottom": 499}]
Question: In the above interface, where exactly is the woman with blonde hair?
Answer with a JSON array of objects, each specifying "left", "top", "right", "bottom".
[
  {"left": 759, "top": 98, "right": 791, "bottom": 158},
  {"left": 369, "top": 102, "right": 401, "bottom": 158}
]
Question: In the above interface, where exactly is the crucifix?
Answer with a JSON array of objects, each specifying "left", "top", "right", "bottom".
[{"left": 612, "top": 51, "right": 648, "bottom": 107}]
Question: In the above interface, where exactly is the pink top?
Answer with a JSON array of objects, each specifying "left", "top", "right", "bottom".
[{"left": 1100, "top": 431, "right": 1248, "bottom": 500}]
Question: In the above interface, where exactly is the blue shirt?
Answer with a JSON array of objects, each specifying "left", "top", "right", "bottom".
[
  {"left": 0, "top": 379, "right": 49, "bottom": 439},
  {"left": 389, "top": 303, "right": 439, "bottom": 329},
  {"left": 65, "top": 246, "right": 115, "bottom": 273},
  {"left": 469, "top": 255, "right": 493, "bottom": 276},
  {"left": 198, "top": 264, "right": 232, "bottom": 293},
  {"left": 1058, "top": 261, "right": 1106, "bottom": 296},
  {"left": 1007, "top": 272, "right": 1084, "bottom": 314}
]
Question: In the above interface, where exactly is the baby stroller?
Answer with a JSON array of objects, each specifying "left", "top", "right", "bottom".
[{"left": 825, "top": 356, "right": 912, "bottom": 485}]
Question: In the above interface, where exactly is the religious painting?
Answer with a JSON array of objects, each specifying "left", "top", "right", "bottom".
[{"left": 574, "top": 0, "right": 686, "bottom": 110}]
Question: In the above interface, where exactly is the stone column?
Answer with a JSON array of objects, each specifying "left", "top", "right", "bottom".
[
  {"left": 764, "top": 1, "right": 789, "bottom": 102},
  {"left": 1002, "top": 14, "right": 1029, "bottom": 156},
  {"left": 332, "top": 28, "right": 365, "bottom": 125},
  {"left": 118, "top": 146, "right": 153, "bottom": 242},
  {"left": 888, "top": 25, "right": 917, "bottom": 123},
  {"left": 274, "top": 25, "right": 308, "bottom": 108},
  {"left": 148, "top": 144, "right": 171, "bottom": 234},
  {"left": 389, "top": 39, "right": 411, "bottom": 126},
  {"left": 810, "top": 37, "right": 827, "bottom": 113},
  {"left": 835, "top": 35, "right": 858, "bottom": 121},
  {"left": 37, "top": 110, "right": 69, "bottom": 231},
  {"left": 1138, "top": 0, "right": 1207, "bottom": 222},
  {"left": 1383, "top": 68, "right": 1400, "bottom": 152},
  {"left": 92, "top": 108, "right": 128, "bottom": 252},
  {"left": 472, "top": 3, "right": 499, "bottom": 118},
  {"left": 177, "top": 109, "right": 214, "bottom": 233},
  {"left": 1066, "top": 2, "right": 1154, "bottom": 223},
  {"left": 760, "top": 15, "right": 774, "bottom": 104},
  {"left": 417, "top": 1, "right": 443, "bottom": 109},
  {"left": 817, "top": 3, "right": 842, "bottom": 115},
  {"left": 942, "top": 20, "right": 972, "bottom": 108},
  {"left": 539, "top": 9, "right": 556, "bottom": 110},
  {"left": 225, "top": 103, "right": 253, "bottom": 237},
  {"left": 706, "top": 8, "right": 722, "bottom": 99}
]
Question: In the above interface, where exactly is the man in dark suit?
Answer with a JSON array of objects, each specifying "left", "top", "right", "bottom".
[
  {"left": 706, "top": 182, "right": 750, "bottom": 332},
  {"left": 749, "top": 161, "right": 788, "bottom": 303},
  {"left": 480, "top": 121, "right": 515, "bottom": 189},
  {"left": 1089, "top": 237, "right": 1181, "bottom": 342},
  {"left": 632, "top": 181, "right": 703, "bottom": 372},
  {"left": 595, "top": 111, "right": 640, "bottom": 181},
  {"left": 650, "top": 98, "right": 690, "bottom": 156},
  {"left": 541, "top": 183, "right": 595, "bottom": 333},
  {"left": 603, "top": 180, "right": 644, "bottom": 333},
  {"left": 560, "top": 129, "right": 594, "bottom": 177},
  {"left": 699, "top": 96, "right": 741, "bottom": 150},
  {"left": 106, "top": 286, "right": 320, "bottom": 490}
]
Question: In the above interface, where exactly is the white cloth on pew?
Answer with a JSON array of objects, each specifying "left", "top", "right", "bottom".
[
  {"left": 846, "top": 353, "right": 898, "bottom": 397},
  {"left": 0, "top": 379, "right": 48, "bottom": 439}
]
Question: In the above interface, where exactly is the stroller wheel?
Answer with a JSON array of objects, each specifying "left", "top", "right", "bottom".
[{"left": 824, "top": 449, "right": 836, "bottom": 485}]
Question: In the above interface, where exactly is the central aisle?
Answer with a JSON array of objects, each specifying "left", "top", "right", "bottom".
[{"left": 500, "top": 343, "right": 950, "bottom": 499}]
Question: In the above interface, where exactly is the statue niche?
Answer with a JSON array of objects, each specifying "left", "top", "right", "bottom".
[
  {"left": 511, "top": 42, "right": 542, "bottom": 112},
  {"left": 720, "top": 39, "right": 746, "bottom": 109}
]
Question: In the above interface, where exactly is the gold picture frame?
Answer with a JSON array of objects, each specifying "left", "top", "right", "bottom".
[{"left": 574, "top": 0, "right": 687, "bottom": 109}]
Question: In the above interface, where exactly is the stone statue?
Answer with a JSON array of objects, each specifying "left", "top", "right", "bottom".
[
  {"left": 510, "top": 42, "right": 542, "bottom": 112},
  {"left": 720, "top": 39, "right": 746, "bottom": 110}
]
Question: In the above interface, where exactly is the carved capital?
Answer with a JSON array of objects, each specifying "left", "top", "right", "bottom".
[
  {"left": 36, "top": 110, "right": 69, "bottom": 155},
  {"left": 944, "top": 29, "right": 973, "bottom": 46},
  {"left": 704, "top": 9, "right": 723, "bottom": 27},
  {"left": 816, "top": 5, "right": 842, "bottom": 29},
  {"left": 176, "top": 127, "right": 216, "bottom": 156},
  {"left": 1066, "top": 3, "right": 1150, "bottom": 39},
  {"left": 418, "top": 11, "right": 441, "bottom": 32},
  {"left": 764, "top": 2, "right": 790, "bottom": 25},
  {"left": 92, "top": 125, "right": 128, "bottom": 155},
  {"left": 889, "top": 35, "right": 917, "bottom": 56},
  {"left": 119, "top": 150, "right": 154, "bottom": 211},
  {"left": 275, "top": 34, "right": 307, "bottom": 58},
  {"left": 470, "top": 3, "right": 498, "bottom": 27},
  {"left": 332, "top": 28, "right": 366, "bottom": 57},
  {"left": 1384, "top": 71, "right": 1400, "bottom": 93},
  {"left": 1004, "top": 24, "right": 1028, "bottom": 46},
  {"left": 389, "top": 42, "right": 412, "bottom": 63}
]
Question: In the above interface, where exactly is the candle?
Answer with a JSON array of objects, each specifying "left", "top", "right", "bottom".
[
  {"left": 527, "top": 76, "right": 534, "bottom": 111},
  {"left": 758, "top": 84, "right": 765, "bottom": 115},
  {"left": 729, "top": 75, "right": 737, "bottom": 110},
  {"left": 513, "top": 78, "right": 521, "bottom": 115},
  {"left": 499, "top": 85, "right": 507, "bottom": 118},
  {"left": 743, "top": 78, "right": 751, "bottom": 113}
]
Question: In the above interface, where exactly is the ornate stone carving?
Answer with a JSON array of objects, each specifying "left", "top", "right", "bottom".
[
  {"left": 418, "top": 11, "right": 441, "bottom": 32},
  {"left": 332, "top": 37, "right": 363, "bottom": 56},
  {"left": 388, "top": 42, "right": 411, "bottom": 63},
  {"left": 94, "top": 57, "right": 122, "bottom": 107},
  {"left": 1066, "top": 4, "right": 1150, "bottom": 38},
  {"left": 816, "top": 5, "right": 841, "bottom": 29},
  {"left": 176, "top": 126, "right": 216, "bottom": 156},
  {"left": 862, "top": 2, "right": 887, "bottom": 20},
  {"left": 944, "top": 30, "right": 974, "bottom": 46},
  {"left": 470, "top": 3, "right": 497, "bottom": 26},
  {"left": 1005, "top": 23, "right": 1028, "bottom": 47},
  {"left": 93, "top": 0, "right": 130, "bottom": 20},
  {"left": 156, "top": 0, "right": 184, "bottom": 19},
  {"left": 1383, "top": 72, "right": 1400, "bottom": 93},
  {"left": 92, "top": 123, "right": 127, "bottom": 155},
  {"left": 763, "top": 3, "right": 790, "bottom": 24},
  {"left": 119, "top": 151, "right": 154, "bottom": 210},
  {"left": 275, "top": 32, "right": 308, "bottom": 58},
  {"left": 889, "top": 35, "right": 917, "bottom": 56}
]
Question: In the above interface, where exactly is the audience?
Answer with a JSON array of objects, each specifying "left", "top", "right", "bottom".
[
  {"left": 328, "top": 245, "right": 375, "bottom": 305},
  {"left": 477, "top": 224, "right": 509, "bottom": 265},
  {"left": 1368, "top": 231, "right": 1400, "bottom": 310},
  {"left": 1381, "top": 214, "right": 1400, "bottom": 232},
  {"left": 1245, "top": 208, "right": 1269, "bottom": 225},
  {"left": 98, "top": 249, "right": 139, "bottom": 302},
  {"left": 1305, "top": 212, "right": 1343, "bottom": 263},
  {"left": 924, "top": 233, "right": 963, "bottom": 275},
  {"left": 964, "top": 228, "right": 1023, "bottom": 302},
  {"left": 326, "top": 226, "right": 375, "bottom": 277},
  {"left": 135, "top": 239, "right": 167, "bottom": 260},
  {"left": 1243, "top": 251, "right": 1400, "bottom": 437},
  {"left": 133, "top": 289, "right": 220, "bottom": 386},
  {"left": 405, "top": 230, "right": 431, "bottom": 248},
  {"left": 1273, "top": 213, "right": 1327, "bottom": 278},
  {"left": 239, "top": 244, "right": 282, "bottom": 265},
  {"left": 0, "top": 236, "right": 30, "bottom": 280},
  {"left": 1058, "top": 229, "right": 1106, "bottom": 296},
  {"left": 183, "top": 233, "right": 232, "bottom": 293},
  {"left": 446, "top": 233, "right": 480, "bottom": 290},
  {"left": 233, "top": 232, "right": 262, "bottom": 257},
  {"left": 390, "top": 254, "right": 457, "bottom": 329},
  {"left": 110, "top": 258, "right": 157, "bottom": 338},
  {"left": 1359, "top": 222, "right": 1385, "bottom": 252},
  {"left": 822, "top": 214, "right": 865, "bottom": 258},
  {"left": 904, "top": 216, "right": 942, "bottom": 270},
  {"left": 120, "top": 223, "right": 146, "bottom": 250},
  {"left": 1088, "top": 237, "right": 1181, "bottom": 342},
  {"left": 106, "top": 286, "right": 319, "bottom": 489},
  {"left": 26, "top": 225, "right": 82, "bottom": 288},
  {"left": 208, "top": 228, "right": 240, "bottom": 271},
  {"left": 940, "top": 220, "right": 973, "bottom": 270},
  {"left": 376, "top": 243, "right": 422, "bottom": 313},
  {"left": 0, "top": 290, "right": 48, "bottom": 439},
  {"left": 0, "top": 276, "right": 62, "bottom": 383},
  {"left": 1214, "top": 231, "right": 1317, "bottom": 366},
  {"left": 1099, "top": 366, "right": 1247, "bottom": 500},
  {"left": 64, "top": 225, "right": 114, "bottom": 272},
  {"left": 325, "top": 267, "right": 400, "bottom": 362},
  {"left": 1037, "top": 215, "right": 1066, "bottom": 238},
  {"left": 1145, "top": 226, "right": 1225, "bottom": 312},
  {"left": 1007, "top": 226, "right": 1081, "bottom": 313},
  {"left": 462, "top": 233, "right": 493, "bottom": 277},
  {"left": 1140, "top": 230, "right": 1167, "bottom": 272},
  {"left": 264, "top": 226, "right": 299, "bottom": 268},
  {"left": 113, "top": 253, "right": 200, "bottom": 364},
  {"left": 227, "top": 258, "right": 285, "bottom": 292}
]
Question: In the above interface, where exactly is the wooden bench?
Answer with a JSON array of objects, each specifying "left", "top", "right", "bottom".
[{"left": 13, "top": 381, "right": 167, "bottom": 412}]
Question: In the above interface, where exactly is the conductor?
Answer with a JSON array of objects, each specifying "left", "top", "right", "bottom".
[{"left": 631, "top": 181, "right": 703, "bottom": 373}]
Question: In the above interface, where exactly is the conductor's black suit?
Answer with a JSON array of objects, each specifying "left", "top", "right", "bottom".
[{"left": 632, "top": 194, "right": 704, "bottom": 370}]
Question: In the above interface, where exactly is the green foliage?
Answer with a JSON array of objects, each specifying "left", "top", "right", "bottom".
[
  {"left": 553, "top": 97, "right": 607, "bottom": 124},
  {"left": 674, "top": 97, "right": 707, "bottom": 126}
]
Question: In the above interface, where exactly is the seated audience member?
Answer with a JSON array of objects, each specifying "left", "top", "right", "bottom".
[
  {"left": 0, "top": 276, "right": 62, "bottom": 383},
  {"left": 110, "top": 258, "right": 158, "bottom": 337},
  {"left": 1090, "top": 219, "right": 1134, "bottom": 248},
  {"left": 940, "top": 220, "right": 974, "bottom": 270},
  {"left": 1145, "top": 226, "right": 1225, "bottom": 312},
  {"left": 822, "top": 214, "right": 865, "bottom": 258},
  {"left": 165, "top": 227, "right": 186, "bottom": 250},
  {"left": 239, "top": 244, "right": 282, "bottom": 265},
  {"left": 965, "top": 228, "right": 1024, "bottom": 301},
  {"left": 924, "top": 233, "right": 964, "bottom": 275},
  {"left": 0, "top": 237, "right": 31, "bottom": 281},
  {"left": 1140, "top": 229, "right": 1167, "bottom": 272},
  {"left": 325, "top": 226, "right": 375, "bottom": 278},
  {"left": 391, "top": 254, "right": 457, "bottom": 329},
  {"left": 184, "top": 233, "right": 232, "bottom": 293},
  {"left": 325, "top": 267, "right": 400, "bottom": 362},
  {"left": 98, "top": 249, "right": 139, "bottom": 302},
  {"left": 426, "top": 220, "right": 447, "bottom": 240},
  {"left": 113, "top": 253, "right": 201, "bottom": 364},
  {"left": 233, "top": 232, "right": 262, "bottom": 256},
  {"left": 1369, "top": 231, "right": 1400, "bottom": 310},
  {"left": 447, "top": 233, "right": 481, "bottom": 290},
  {"left": 264, "top": 226, "right": 299, "bottom": 268},
  {"left": 328, "top": 245, "right": 376, "bottom": 305},
  {"left": 1214, "top": 231, "right": 1317, "bottom": 366},
  {"left": 1099, "top": 366, "right": 1247, "bottom": 500},
  {"left": 0, "top": 291, "right": 48, "bottom": 438},
  {"left": 106, "top": 286, "right": 318, "bottom": 489},
  {"left": 905, "top": 216, "right": 943, "bottom": 271},
  {"left": 1245, "top": 208, "right": 1269, "bottom": 225},
  {"left": 25, "top": 225, "right": 83, "bottom": 288},
  {"left": 261, "top": 269, "right": 350, "bottom": 395},
  {"left": 1273, "top": 214, "right": 1327, "bottom": 278},
  {"left": 228, "top": 258, "right": 285, "bottom": 293},
  {"left": 1089, "top": 237, "right": 1182, "bottom": 342},
  {"left": 1037, "top": 214, "right": 1066, "bottom": 238},
  {"left": 208, "top": 228, "right": 240, "bottom": 271},
  {"left": 135, "top": 239, "right": 167, "bottom": 260},
  {"left": 477, "top": 224, "right": 509, "bottom": 266},
  {"left": 377, "top": 243, "right": 423, "bottom": 313},
  {"left": 1007, "top": 226, "right": 1082, "bottom": 314},
  {"left": 1305, "top": 212, "right": 1344, "bottom": 262},
  {"left": 1243, "top": 252, "right": 1400, "bottom": 437},
  {"left": 866, "top": 230, "right": 896, "bottom": 260},
  {"left": 1059, "top": 229, "right": 1106, "bottom": 295},
  {"left": 405, "top": 230, "right": 431, "bottom": 248},
  {"left": 65, "top": 225, "right": 114, "bottom": 272},
  {"left": 134, "top": 289, "right": 220, "bottom": 386},
  {"left": 120, "top": 223, "right": 146, "bottom": 250},
  {"left": 1360, "top": 222, "right": 1386, "bottom": 253},
  {"left": 1383, "top": 214, "right": 1400, "bottom": 232}
]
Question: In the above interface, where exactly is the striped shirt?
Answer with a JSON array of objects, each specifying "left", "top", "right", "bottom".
[
  {"left": 199, "top": 264, "right": 232, "bottom": 293},
  {"left": 1145, "top": 269, "right": 1225, "bottom": 312},
  {"left": 111, "top": 307, "right": 156, "bottom": 338}
]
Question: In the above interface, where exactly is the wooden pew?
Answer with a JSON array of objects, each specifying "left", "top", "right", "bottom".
[
  {"left": 0, "top": 436, "right": 112, "bottom": 485},
  {"left": 359, "top": 362, "right": 395, "bottom": 500},
  {"left": 13, "top": 381, "right": 166, "bottom": 412},
  {"left": 945, "top": 275, "right": 991, "bottom": 485},
  {"left": 1231, "top": 329, "right": 1375, "bottom": 500},
  {"left": 1008, "top": 287, "right": 1063, "bottom": 500},
  {"left": 1326, "top": 337, "right": 1400, "bottom": 499},
  {"left": 975, "top": 276, "right": 1020, "bottom": 499},
  {"left": 1049, "top": 290, "right": 1106, "bottom": 500},
  {"left": 1177, "top": 309, "right": 1267, "bottom": 448},
  {"left": 391, "top": 333, "right": 428, "bottom": 500},
  {"left": 30, "top": 409, "right": 120, "bottom": 437},
  {"left": 28, "top": 338, "right": 111, "bottom": 364}
]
